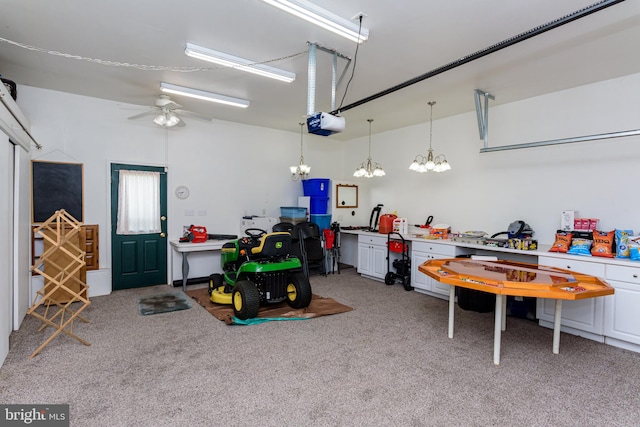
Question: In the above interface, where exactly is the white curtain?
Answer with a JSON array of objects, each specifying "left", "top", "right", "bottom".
[{"left": 116, "top": 170, "right": 161, "bottom": 235}]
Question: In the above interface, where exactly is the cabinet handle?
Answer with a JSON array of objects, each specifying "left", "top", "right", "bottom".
[
  {"left": 634, "top": 274, "right": 638, "bottom": 278},
  {"left": 566, "top": 265, "right": 571, "bottom": 269}
]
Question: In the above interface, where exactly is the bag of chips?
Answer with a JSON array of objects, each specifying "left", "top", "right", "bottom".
[
  {"left": 549, "top": 232, "right": 573, "bottom": 253},
  {"left": 567, "top": 238, "right": 593, "bottom": 256},
  {"left": 591, "top": 230, "right": 615, "bottom": 258},
  {"left": 615, "top": 229, "right": 634, "bottom": 258}
]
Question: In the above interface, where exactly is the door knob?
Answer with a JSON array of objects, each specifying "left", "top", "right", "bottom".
[
  {"left": 160, "top": 232, "right": 166, "bottom": 238},
  {"left": 161, "top": 216, "right": 166, "bottom": 221}
]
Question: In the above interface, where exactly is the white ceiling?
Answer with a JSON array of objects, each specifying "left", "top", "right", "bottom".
[{"left": 1, "top": 0, "right": 639, "bottom": 140}]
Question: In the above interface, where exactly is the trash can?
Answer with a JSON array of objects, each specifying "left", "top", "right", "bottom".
[{"left": 455, "top": 254, "right": 495, "bottom": 313}]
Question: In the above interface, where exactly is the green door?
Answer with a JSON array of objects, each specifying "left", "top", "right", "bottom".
[{"left": 111, "top": 163, "right": 167, "bottom": 290}]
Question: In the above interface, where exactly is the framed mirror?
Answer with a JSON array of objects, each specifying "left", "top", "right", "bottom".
[{"left": 336, "top": 184, "right": 358, "bottom": 208}]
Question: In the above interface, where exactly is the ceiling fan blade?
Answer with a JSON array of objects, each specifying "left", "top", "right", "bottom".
[
  {"left": 127, "top": 110, "right": 156, "bottom": 120},
  {"left": 175, "top": 109, "right": 212, "bottom": 122}
]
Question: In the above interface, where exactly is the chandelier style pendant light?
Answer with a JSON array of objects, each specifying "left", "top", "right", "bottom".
[
  {"left": 290, "top": 122, "right": 311, "bottom": 181},
  {"left": 354, "top": 119, "right": 385, "bottom": 178},
  {"left": 409, "top": 101, "right": 451, "bottom": 173}
]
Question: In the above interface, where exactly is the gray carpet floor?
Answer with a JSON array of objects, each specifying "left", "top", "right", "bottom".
[{"left": 1, "top": 269, "right": 639, "bottom": 426}]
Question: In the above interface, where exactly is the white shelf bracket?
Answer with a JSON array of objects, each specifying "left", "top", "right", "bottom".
[{"left": 474, "top": 89, "right": 495, "bottom": 149}]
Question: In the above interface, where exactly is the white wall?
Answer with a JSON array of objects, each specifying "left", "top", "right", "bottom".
[
  {"left": 341, "top": 72, "right": 640, "bottom": 243},
  {"left": 14, "top": 71, "right": 640, "bottom": 298},
  {"left": 18, "top": 87, "right": 344, "bottom": 290}
]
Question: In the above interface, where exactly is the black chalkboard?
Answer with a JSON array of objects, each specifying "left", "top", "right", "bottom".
[{"left": 32, "top": 161, "right": 83, "bottom": 223}]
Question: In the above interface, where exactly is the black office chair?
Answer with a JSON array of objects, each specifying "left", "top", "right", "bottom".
[
  {"left": 272, "top": 222, "right": 294, "bottom": 233},
  {"left": 293, "top": 221, "right": 325, "bottom": 277}
]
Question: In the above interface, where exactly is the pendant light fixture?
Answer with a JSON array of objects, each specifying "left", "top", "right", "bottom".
[
  {"left": 409, "top": 101, "right": 451, "bottom": 173},
  {"left": 290, "top": 122, "right": 311, "bottom": 181},
  {"left": 354, "top": 119, "right": 385, "bottom": 178}
]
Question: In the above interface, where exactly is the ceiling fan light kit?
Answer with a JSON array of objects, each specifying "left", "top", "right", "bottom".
[
  {"left": 153, "top": 112, "right": 181, "bottom": 127},
  {"left": 160, "top": 82, "right": 250, "bottom": 108},
  {"left": 260, "top": 0, "right": 369, "bottom": 43},
  {"left": 127, "top": 94, "right": 213, "bottom": 127},
  {"left": 185, "top": 43, "right": 296, "bottom": 83}
]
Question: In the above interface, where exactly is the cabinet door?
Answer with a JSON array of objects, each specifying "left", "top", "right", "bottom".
[
  {"left": 371, "top": 244, "right": 387, "bottom": 279},
  {"left": 604, "top": 280, "right": 640, "bottom": 344},
  {"left": 411, "top": 252, "right": 431, "bottom": 292},
  {"left": 357, "top": 243, "right": 371, "bottom": 275},
  {"left": 411, "top": 252, "right": 451, "bottom": 299},
  {"left": 537, "top": 256, "right": 605, "bottom": 334}
]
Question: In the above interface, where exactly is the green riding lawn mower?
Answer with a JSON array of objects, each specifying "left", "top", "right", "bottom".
[{"left": 208, "top": 228, "right": 313, "bottom": 320}]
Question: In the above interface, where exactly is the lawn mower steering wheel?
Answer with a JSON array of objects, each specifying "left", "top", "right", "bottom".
[{"left": 244, "top": 228, "right": 267, "bottom": 239}]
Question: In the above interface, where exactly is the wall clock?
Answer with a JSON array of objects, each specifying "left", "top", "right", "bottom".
[{"left": 175, "top": 185, "right": 190, "bottom": 199}]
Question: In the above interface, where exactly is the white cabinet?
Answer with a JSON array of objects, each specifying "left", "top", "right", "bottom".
[
  {"left": 537, "top": 256, "right": 606, "bottom": 340},
  {"left": 604, "top": 264, "right": 640, "bottom": 350},
  {"left": 357, "top": 234, "right": 388, "bottom": 281},
  {"left": 411, "top": 241, "right": 466, "bottom": 299}
]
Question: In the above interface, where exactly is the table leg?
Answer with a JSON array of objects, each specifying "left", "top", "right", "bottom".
[
  {"left": 501, "top": 295, "right": 507, "bottom": 331},
  {"left": 494, "top": 294, "right": 503, "bottom": 365},
  {"left": 448, "top": 286, "right": 455, "bottom": 339},
  {"left": 553, "top": 299, "right": 562, "bottom": 354},
  {"left": 182, "top": 252, "right": 190, "bottom": 292}
]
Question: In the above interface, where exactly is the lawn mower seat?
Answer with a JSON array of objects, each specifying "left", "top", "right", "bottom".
[{"left": 250, "top": 232, "right": 292, "bottom": 260}]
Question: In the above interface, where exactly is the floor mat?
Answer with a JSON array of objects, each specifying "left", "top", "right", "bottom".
[
  {"left": 186, "top": 287, "right": 353, "bottom": 325},
  {"left": 137, "top": 292, "right": 192, "bottom": 316}
]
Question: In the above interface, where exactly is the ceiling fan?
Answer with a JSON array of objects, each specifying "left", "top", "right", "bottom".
[{"left": 127, "top": 95, "right": 212, "bottom": 127}]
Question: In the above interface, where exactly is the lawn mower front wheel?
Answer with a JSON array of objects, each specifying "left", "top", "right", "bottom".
[
  {"left": 232, "top": 280, "right": 260, "bottom": 320},
  {"left": 287, "top": 273, "right": 312, "bottom": 309}
]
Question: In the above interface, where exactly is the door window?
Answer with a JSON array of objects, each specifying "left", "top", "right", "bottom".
[{"left": 116, "top": 170, "right": 161, "bottom": 235}]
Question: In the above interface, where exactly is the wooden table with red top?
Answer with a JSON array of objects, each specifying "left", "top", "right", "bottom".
[{"left": 418, "top": 258, "right": 614, "bottom": 365}]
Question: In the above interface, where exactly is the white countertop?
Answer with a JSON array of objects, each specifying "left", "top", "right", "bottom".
[{"left": 339, "top": 229, "right": 640, "bottom": 268}]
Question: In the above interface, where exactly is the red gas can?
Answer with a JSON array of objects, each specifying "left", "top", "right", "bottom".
[{"left": 378, "top": 214, "right": 397, "bottom": 234}]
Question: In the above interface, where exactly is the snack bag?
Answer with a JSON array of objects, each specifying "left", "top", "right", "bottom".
[
  {"left": 567, "top": 238, "right": 593, "bottom": 256},
  {"left": 630, "top": 243, "right": 640, "bottom": 261},
  {"left": 615, "top": 229, "right": 634, "bottom": 258},
  {"left": 591, "top": 230, "right": 615, "bottom": 258},
  {"left": 549, "top": 232, "right": 573, "bottom": 253}
]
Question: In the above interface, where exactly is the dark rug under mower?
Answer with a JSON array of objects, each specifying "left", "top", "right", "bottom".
[{"left": 185, "top": 287, "right": 353, "bottom": 325}]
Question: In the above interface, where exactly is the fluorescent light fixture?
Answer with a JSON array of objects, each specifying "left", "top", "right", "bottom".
[
  {"left": 185, "top": 43, "right": 295, "bottom": 83},
  {"left": 260, "top": 0, "right": 369, "bottom": 43},
  {"left": 160, "top": 82, "right": 250, "bottom": 109}
]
